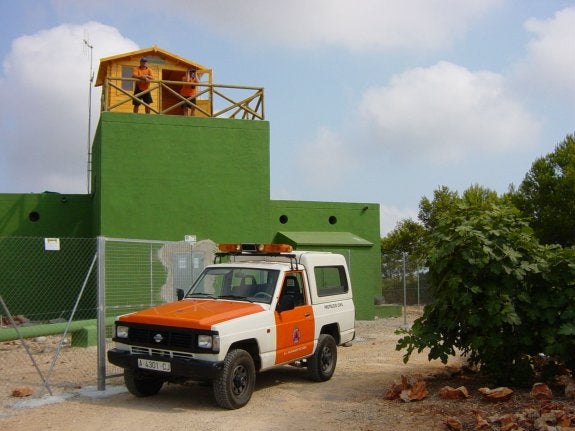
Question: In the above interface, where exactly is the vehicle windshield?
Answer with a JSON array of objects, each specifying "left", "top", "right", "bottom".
[{"left": 186, "top": 267, "right": 280, "bottom": 304}]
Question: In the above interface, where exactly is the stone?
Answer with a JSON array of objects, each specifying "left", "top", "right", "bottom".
[
  {"left": 11, "top": 387, "right": 34, "bottom": 397},
  {"left": 445, "top": 416, "right": 463, "bottom": 431},
  {"left": 478, "top": 386, "right": 514, "bottom": 402},
  {"left": 531, "top": 383, "right": 553, "bottom": 400},
  {"left": 384, "top": 382, "right": 402, "bottom": 400},
  {"left": 386, "top": 374, "right": 428, "bottom": 402},
  {"left": 439, "top": 385, "right": 469, "bottom": 400},
  {"left": 474, "top": 412, "right": 490, "bottom": 430},
  {"left": 399, "top": 376, "right": 428, "bottom": 402}
]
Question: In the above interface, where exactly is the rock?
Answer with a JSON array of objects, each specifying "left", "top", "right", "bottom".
[
  {"left": 386, "top": 374, "right": 428, "bottom": 402},
  {"left": 500, "top": 421, "right": 520, "bottom": 431},
  {"left": 445, "top": 416, "right": 463, "bottom": 430},
  {"left": 557, "top": 411, "right": 574, "bottom": 427},
  {"left": 11, "top": 387, "right": 33, "bottom": 397},
  {"left": 400, "top": 377, "right": 428, "bottom": 402},
  {"left": 540, "top": 411, "right": 558, "bottom": 425},
  {"left": 478, "top": 386, "right": 514, "bottom": 402},
  {"left": 1, "top": 315, "right": 30, "bottom": 326},
  {"left": 384, "top": 382, "right": 402, "bottom": 400},
  {"left": 474, "top": 412, "right": 490, "bottom": 430},
  {"left": 494, "top": 413, "right": 520, "bottom": 430},
  {"left": 439, "top": 385, "right": 469, "bottom": 400},
  {"left": 531, "top": 383, "right": 553, "bottom": 400},
  {"left": 565, "top": 382, "right": 575, "bottom": 400}
]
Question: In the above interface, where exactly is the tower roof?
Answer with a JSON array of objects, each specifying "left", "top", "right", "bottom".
[{"left": 95, "top": 45, "right": 211, "bottom": 87}]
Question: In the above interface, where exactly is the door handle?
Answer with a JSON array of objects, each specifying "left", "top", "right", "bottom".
[{"left": 304, "top": 312, "right": 311, "bottom": 317}]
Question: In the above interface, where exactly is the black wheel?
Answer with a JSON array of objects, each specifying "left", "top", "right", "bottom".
[
  {"left": 213, "top": 349, "right": 255, "bottom": 409},
  {"left": 307, "top": 334, "right": 337, "bottom": 382},
  {"left": 124, "top": 369, "right": 164, "bottom": 397}
]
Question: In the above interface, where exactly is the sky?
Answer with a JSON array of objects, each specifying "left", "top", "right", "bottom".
[{"left": 0, "top": 1, "right": 574, "bottom": 236}]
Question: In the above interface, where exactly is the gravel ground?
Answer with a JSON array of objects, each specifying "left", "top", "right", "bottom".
[{"left": 1, "top": 308, "right": 572, "bottom": 431}]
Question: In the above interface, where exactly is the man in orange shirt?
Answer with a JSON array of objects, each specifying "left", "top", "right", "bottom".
[
  {"left": 180, "top": 68, "right": 199, "bottom": 116},
  {"left": 132, "top": 57, "right": 153, "bottom": 114}
]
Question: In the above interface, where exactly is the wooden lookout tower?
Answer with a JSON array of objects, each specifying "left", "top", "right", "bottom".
[
  {"left": 95, "top": 46, "right": 264, "bottom": 120},
  {"left": 95, "top": 46, "right": 213, "bottom": 116}
]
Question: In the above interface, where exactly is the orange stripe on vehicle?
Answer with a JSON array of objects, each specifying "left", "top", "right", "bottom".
[{"left": 119, "top": 300, "right": 263, "bottom": 330}]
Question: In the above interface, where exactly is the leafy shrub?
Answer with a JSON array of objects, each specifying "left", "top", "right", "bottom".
[{"left": 396, "top": 203, "right": 574, "bottom": 384}]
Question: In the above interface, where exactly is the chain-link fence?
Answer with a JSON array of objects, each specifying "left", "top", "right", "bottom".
[
  {"left": 0, "top": 236, "right": 216, "bottom": 404},
  {"left": 101, "top": 238, "right": 216, "bottom": 381},
  {"left": 379, "top": 253, "right": 431, "bottom": 307},
  {"left": 1, "top": 238, "right": 425, "bottom": 403},
  {"left": 0, "top": 237, "right": 98, "bottom": 398}
]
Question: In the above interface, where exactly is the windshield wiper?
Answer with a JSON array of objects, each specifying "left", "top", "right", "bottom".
[
  {"left": 186, "top": 292, "right": 216, "bottom": 299},
  {"left": 219, "top": 295, "right": 253, "bottom": 303}
]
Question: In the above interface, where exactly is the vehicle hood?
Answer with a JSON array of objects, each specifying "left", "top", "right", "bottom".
[{"left": 118, "top": 299, "right": 264, "bottom": 330}]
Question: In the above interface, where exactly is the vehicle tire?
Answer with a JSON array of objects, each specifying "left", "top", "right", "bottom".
[
  {"left": 213, "top": 349, "right": 255, "bottom": 409},
  {"left": 124, "top": 369, "right": 164, "bottom": 397},
  {"left": 307, "top": 334, "right": 337, "bottom": 382}
]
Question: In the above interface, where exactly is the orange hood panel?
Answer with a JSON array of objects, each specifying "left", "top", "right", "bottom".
[{"left": 118, "top": 300, "right": 264, "bottom": 330}]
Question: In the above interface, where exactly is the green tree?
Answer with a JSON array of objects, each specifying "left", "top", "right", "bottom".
[
  {"left": 380, "top": 219, "right": 427, "bottom": 303},
  {"left": 381, "top": 219, "right": 426, "bottom": 262},
  {"left": 396, "top": 202, "right": 575, "bottom": 384},
  {"left": 511, "top": 134, "right": 575, "bottom": 246},
  {"left": 418, "top": 186, "right": 459, "bottom": 231},
  {"left": 418, "top": 184, "right": 500, "bottom": 231}
]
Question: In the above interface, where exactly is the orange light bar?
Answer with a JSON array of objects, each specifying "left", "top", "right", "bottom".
[
  {"left": 260, "top": 243, "right": 293, "bottom": 253},
  {"left": 217, "top": 243, "right": 293, "bottom": 253},
  {"left": 218, "top": 243, "right": 242, "bottom": 252}
]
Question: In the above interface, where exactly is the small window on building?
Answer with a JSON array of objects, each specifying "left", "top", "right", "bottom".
[
  {"left": 121, "top": 66, "right": 134, "bottom": 91},
  {"left": 314, "top": 266, "right": 348, "bottom": 296}
]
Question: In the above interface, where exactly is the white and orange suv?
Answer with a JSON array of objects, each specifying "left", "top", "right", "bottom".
[{"left": 108, "top": 243, "right": 355, "bottom": 409}]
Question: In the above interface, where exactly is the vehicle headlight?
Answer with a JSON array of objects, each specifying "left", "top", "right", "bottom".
[
  {"left": 198, "top": 334, "right": 219, "bottom": 351},
  {"left": 116, "top": 325, "right": 129, "bottom": 339},
  {"left": 198, "top": 334, "right": 213, "bottom": 349}
]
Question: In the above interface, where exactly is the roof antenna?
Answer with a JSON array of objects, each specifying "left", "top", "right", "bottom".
[{"left": 83, "top": 32, "right": 94, "bottom": 194}]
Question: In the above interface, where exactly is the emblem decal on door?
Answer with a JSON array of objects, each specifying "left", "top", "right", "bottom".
[{"left": 292, "top": 326, "right": 300, "bottom": 344}]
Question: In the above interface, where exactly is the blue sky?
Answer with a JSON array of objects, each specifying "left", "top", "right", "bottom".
[{"left": 0, "top": 0, "right": 574, "bottom": 235}]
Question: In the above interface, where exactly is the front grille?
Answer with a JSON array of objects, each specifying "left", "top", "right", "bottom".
[
  {"left": 117, "top": 323, "right": 214, "bottom": 353},
  {"left": 131, "top": 346, "right": 195, "bottom": 360}
]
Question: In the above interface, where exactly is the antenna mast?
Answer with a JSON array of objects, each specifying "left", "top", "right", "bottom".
[{"left": 83, "top": 37, "right": 94, "bottom": 194}]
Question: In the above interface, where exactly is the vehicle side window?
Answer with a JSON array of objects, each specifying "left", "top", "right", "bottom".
[
  {"left": 280, "top": 272, "right": 306, "bottom": 306},
  {"left": 314, "top": 266, "right": 348, "bottom": 296}
]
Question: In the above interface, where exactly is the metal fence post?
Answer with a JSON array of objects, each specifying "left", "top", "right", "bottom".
[
  {"left": 97, "top": 236, "right": 106, "bottom": 391},
  {"left": 402, "top": 252, "right": 407, "bottom": 327}
]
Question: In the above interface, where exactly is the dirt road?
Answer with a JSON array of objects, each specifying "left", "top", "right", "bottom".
[{"left": 0, "top": 311, "right": 487, "bottom": 431}]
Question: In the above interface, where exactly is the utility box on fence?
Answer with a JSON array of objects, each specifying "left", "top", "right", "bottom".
[{"left": 172, "top": 252, "right": 205, "bottom": 293}]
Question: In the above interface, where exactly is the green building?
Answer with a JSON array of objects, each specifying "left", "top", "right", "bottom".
[{"left": 0, "top": 47, "right": 380, "bottom": 319}]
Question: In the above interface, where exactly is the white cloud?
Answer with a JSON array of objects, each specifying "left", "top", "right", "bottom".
[
  {"left": 158, "top": 0, "right": 503, "bottom": 51},
  {"left": 0, "top": 22, "right": 138, "bottom": 193},
  {"left": 380, "top": 205, "right": 419, "bottom": 236},
  {"left": 512, "top": 6, "right": 575, "bottom": 102},
  {"left": 295, "top": 127, "right": 359, "bottom": 193},
  {"left": 358, "top": 61, "right": 541, "bottom": 164}
]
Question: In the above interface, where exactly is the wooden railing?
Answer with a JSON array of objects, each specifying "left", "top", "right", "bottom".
[{"left": 101, "top": 77, "right": 265, "bottom": 120}]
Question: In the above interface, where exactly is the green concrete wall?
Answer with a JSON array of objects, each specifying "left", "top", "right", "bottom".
[
  {"left": 0, "top": 193, "right": 93, "bottom": 237},
  {"left": 269, "top": 200, "right": 380, "bottom": 320},
  {"left": 0, "top": 196, "right": 95, "bottom": 322},
  {"left": 92, "top": 113, "right": 270, "bottom": 242},
  {"left": 2, "top": 113, "right": 382, "bottom": 321}
]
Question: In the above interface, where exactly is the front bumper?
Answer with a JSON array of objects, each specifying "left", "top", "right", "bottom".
[{"left": 108, "top": 348, "right": 224, "bottom": 380}]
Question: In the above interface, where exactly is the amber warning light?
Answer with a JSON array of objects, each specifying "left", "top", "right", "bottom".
[{"left": 218, "top": 243, "right": 293, "bottom": 253}]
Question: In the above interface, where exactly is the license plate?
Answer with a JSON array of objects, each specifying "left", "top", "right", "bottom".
[{"left": 137, "top": 358, "right": 171, "bottom": 372}]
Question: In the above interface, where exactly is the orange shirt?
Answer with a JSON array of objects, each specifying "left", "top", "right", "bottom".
[
  {"left": 180, "top": 74, "right": 198, "bottom": 97},
  {"left": 133, "top": 66, "right": 153, "bottom": 91}
]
